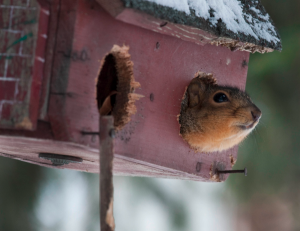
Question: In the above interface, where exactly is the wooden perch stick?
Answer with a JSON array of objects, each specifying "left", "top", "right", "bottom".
[{"left": 100, "top": 116, "right": 115, "bottom": 231}]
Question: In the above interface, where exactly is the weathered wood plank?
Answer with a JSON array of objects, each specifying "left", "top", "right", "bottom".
[
  {"left": 47, "top": 0, "right": 79, "bottom": 140},
  {"left": 31, "top": 0, "right": 50, "bottom": 126},
  {"left": 38, "top": 0, "right": 59, "bottom": 120},
  {"left": 0, "top": 135, "right": 208, "bottom": 180},
  {"left": 96, "top": 0, "right": 274, "bottom": 53},
  {"left": 0, "top": 0, "right": 48, "bottom": 130}
]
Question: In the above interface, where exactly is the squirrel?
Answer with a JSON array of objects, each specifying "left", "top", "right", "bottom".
[{"left": 179, "top": 71, "right": 261, "bottom": 153}]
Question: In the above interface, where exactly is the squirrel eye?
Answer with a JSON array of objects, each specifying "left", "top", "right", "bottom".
[{"left": 213, "top": 93, "right": 228, "bottom": 103}]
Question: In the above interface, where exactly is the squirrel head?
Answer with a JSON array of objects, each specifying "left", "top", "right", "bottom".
[{"left": 179, "top": 72, "right": 261, "bottom": 153}]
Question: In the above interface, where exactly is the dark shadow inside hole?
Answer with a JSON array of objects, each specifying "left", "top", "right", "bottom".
[{"left": 96, "top": 54, "right": 118, "bottom": 115}]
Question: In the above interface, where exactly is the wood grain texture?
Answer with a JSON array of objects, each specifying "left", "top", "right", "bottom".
[
  {"left": 100, "top": 116, "right": 115, "bottom": 231},
  {"left": 0, "top": 0, "right": 45, "bottom": 130},
  {"left": 30, "top": 1, "right": 50, "bottom": 127},
  {"left": 0, "top": 135, "right": 209, "bottom": 180},
  {"left": 38, "top": 0, "right": 59, "bottom": 120},
  {"left": 48, "top": 0, "right": 79, "bottom": 140}
]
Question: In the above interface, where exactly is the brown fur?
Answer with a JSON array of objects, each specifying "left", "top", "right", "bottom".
[{"left": 179, "top": 71, "right": 261, "bottom": 153}]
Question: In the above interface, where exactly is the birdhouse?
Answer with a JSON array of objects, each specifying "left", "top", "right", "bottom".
[{"left": 0, "top": 0, "right": 281, "bottom": 182}]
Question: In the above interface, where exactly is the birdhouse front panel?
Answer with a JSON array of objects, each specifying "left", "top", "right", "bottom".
[{"left": 45, "top": 0, "right": 249, "bottom": 181}]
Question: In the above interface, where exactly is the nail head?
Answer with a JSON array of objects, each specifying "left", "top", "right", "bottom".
[
  {"left": 196, "top": 162, "right": 202, "bottom": 172},
  {"left": 150, "top": 93, "right": 154, "bottom": 102},
  {"left": 156, "top": 42, "right": 160, "bottom": 49}
]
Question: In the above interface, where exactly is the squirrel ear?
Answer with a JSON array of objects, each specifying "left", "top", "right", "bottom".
[
  {"left": 187, "top": 82, "right": 201, "bottom": 108},
  {"left": 187, "top": 72, "right": 217, "bottom": 108}
]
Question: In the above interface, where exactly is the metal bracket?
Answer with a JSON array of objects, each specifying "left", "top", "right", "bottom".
[{"left": 39, "top": 153, "right": 83, "bottom": 166}]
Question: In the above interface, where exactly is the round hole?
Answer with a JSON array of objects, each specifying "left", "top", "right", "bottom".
[{"left": 96, "top": 45, "right": 142, "bottom": 130}]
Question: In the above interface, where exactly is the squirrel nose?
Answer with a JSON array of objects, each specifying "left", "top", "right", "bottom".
[{"left": 251, "top": 109, "right": 262, "bottom": 122}]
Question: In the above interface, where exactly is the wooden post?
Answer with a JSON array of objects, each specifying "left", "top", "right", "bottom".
[{"left": 100, "top": 116, "right": 115, "bottom": 231}]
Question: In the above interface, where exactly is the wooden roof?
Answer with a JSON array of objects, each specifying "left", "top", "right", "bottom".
[{"left": 97, "top": 0, "right": 282, "bottom": 53}]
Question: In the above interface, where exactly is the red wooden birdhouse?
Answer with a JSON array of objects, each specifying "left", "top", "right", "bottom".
[{"left": 0, "top": 0, "right": 281, "bottom": 182}]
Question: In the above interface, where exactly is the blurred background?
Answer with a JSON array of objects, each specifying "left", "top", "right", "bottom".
[{"left": 1, "top": 0, "right": 300, "bottom": 230}]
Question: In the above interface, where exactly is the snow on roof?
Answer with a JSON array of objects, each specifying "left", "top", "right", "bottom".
[{"left": 122, "top": 0, "right": 282, "bottom": 51}]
